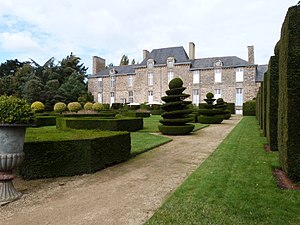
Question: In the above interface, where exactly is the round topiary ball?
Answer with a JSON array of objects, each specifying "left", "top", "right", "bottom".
[
  {"left": 54, "top": 102, "right": 67, "bottom": 113},
  {"left": 206, "top": 92, "right": 214, "bottom": 99},
  {"left": 169, "top": 77, "right": 183, "bottom": 89},
  {"left": 84, "top": 102, "right": 93, "bottom": 110},
  {"left": 216, "top": 98, "right": 224, "bottom": 104},
  {"left": 67, "top": 102, "right": 82, "bottom": 113},
  {"left": 92, "top": 102, "right": 103, "bottom": 112},
  {"left": 31, "top": 101, "right": 45, "bottom": 113}
]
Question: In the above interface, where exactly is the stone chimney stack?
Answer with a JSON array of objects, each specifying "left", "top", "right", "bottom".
[
  {"left": 247, "top": 45, "right": 255, "bottom": 64},
  {"left": 189, "top": 42, "right": 195, "bottom": 60},
  {"left": 92, "top": 56, "right": 105, "bottom": 74},
  {"left": 143, "top": 49, "right": 150, "bottom": 60}
]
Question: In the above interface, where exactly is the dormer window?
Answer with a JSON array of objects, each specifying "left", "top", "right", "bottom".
[
  {"left": 147, "top": 59, "right": 154, "bottom": 69},
  {"left": 109, "top": 68, "right": 116, "bottom": 75},
  {"left": 167, "top": 57, "right": 174, "bottom": 68},
  {"left": 214, "top": 60, "right": 223, "bottom": 67}
]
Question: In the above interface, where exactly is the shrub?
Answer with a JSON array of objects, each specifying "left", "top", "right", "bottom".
[
  {"left": 206, "top": 92, "right": 214, "bottom": 99},
  {"left": 243, "top": 100, "right": 256, "bottom": 116},
  {"left": 54, "top": 102, "right": 67, "bottom": 114},
  {"left": 67, "top": 102, "right": 82, "bottom": 113},
  {"left": 34, "top": 116, "right": 57, "bottom": 126},
  {"left": 31, "top": 101, "right": 45, "bottom": 113},
  {"left": 84, "top": 102, "right": 93, "bottom": 110},
  {"left": 168, "top": 77, "right": 183, "bottom": 89},
  {"left": 92, "top": 102, "right": 103, "bottom": 112},
  {"left": 0, "top": 95, "right": 34, "bottom": 124}
]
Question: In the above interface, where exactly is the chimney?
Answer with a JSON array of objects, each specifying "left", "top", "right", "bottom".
[
  {"left": 247, "top": 45, "right": 254, "bottom": 64},
  {"left": 189, "top": 42, "right": 195, "bottom": 60},
  {"left": 92, "top": 56, "right": 105, "bottom": 74},
  {"left": 143, "top": 49, "right": 150, "bottom": 60}
]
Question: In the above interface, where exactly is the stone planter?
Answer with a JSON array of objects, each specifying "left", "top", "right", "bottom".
[{"left": 0, "top": 124, "right": 27, "bottom": 205}]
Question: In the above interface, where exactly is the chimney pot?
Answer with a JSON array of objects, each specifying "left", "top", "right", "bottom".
[
  {"left": 247, "top": 46, "right": 255, "bottom": 64},
  {"left": 189, "top": 42, "right": 195, "bottom": 60}
]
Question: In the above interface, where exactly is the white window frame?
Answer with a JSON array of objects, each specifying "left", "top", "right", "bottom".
[
  {"left": 215, "top": 89, "right": 222, "bottom": 99},
  {"left": 128, "top": 75, "right": 133, "bottom": 87},
  {"left": 214, "top": 69, "right": 221, "bottom": 83},
  {"left": 147, "top": 59, "right": 154, "bottom": 69},
  {"left": 128, "top": 91, "right": 133, "bottom": 103},
  {"left": 168, "top": 71, "right": 174, "bottom": 83},
  {"left": 236, "top": 68, "right": 244, "bottom": 82},
  {"left": 97, "top": 78, "right": 103, "bottom": 91},
  {"left": 167, "top": 57, "right": 174, "bottom": 68},
  {"left": 193, "top": 70, "right": 200, "bottom": 84},
  {"left": 148, "top": 72, "right": 153, "bottom": 86},
  {"left": 192, "top": 89, "right": 200, "bottom": 105},
  {"left": 110, "top": 76, "right": 115, "bottom": 89}
]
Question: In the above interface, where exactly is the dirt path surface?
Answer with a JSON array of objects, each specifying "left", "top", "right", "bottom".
[{"left": 0, "top": 116, "right": 241, "bottom": 225}]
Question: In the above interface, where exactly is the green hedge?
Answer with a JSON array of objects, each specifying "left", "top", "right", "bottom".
[
  {"left": 56, "top": 117, "right": 143, "bottom": 131},
  {"left": 61, "top": 112, "right": 116, "bottom": 118},
  {"left": 266, "top": 55, "right": 279, "bottom": 151},
  {"left": 20, "top": 132, "right": 130, "bottom": 179},
  {"left": 34, "top": 116, "right": 57, "bottom": 126},
  {"left": 123, "top": 111, "right": 150, "bottom": 118},
  {"left": 277, "top": 5, "right": 300, "bottom": 181},
  {"left": 198, "top": 115, "right": 223, "bottom": 124},
  {"left": 243, "top": 100, "right": 256, "bottom": 116},
  {"left": 227, "top": 103, "right": 235, "bottom": 114},
  {"left": 158, "top": 124, "right": 195, "bottom": 135}
]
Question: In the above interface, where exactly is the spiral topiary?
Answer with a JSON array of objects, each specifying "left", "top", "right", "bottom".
[
  {"left": 214, "top": 98, "right": 231, "bottom": 119},
  {"left": 53, "top": 102, "right": 67, "bottom": 114},
  {"left": 84, "top": 102, "right": 93, "bottom": 110},
  {"left": 31, "top": 101, "right": 45, "bottom": 113},
  {"left": 198, "top": 93, "right": 223, "bottom": 124},
  {"left": 158, "top": 77, "right": 194, "bottom": 135},
  {"left": 67, "top": 102, "right": 82, "bottom": 113},
  {"left": 92, "top": 102, "right": 103, "bottom": 112}
]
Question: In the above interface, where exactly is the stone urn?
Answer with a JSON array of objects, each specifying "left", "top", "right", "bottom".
[
  {"left": 0, "top": 95, "right": 34, "bottom": 205},
  {"left": 0, "top": 125, "right": 27, "bottom": 204}
]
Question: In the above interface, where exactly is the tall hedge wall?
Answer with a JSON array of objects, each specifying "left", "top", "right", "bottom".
[
  {"left": 277, "top": 5, "right": 300, "bottom": 181},
  {"left": 266, "top": 55, "right": 279, "bottom": 151}
]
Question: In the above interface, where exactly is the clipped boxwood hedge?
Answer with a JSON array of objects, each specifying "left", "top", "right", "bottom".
[
  {"left": 158, "top": 124, "right": 194, "bottom": 135},
  {"left": 34, "top": 116, "right": 57, "bottom": 126},
  {"left": 20, "top": 132, "right": 130, "bottom": 179},
  {"left": 198, "top": 115, "right": 223, "bottom": 124},
  {"left": 243, "top": 100, "right": 256, "bottom": 116},
  {"left": 56, "top": 117, "right": 143, "bottom": 131},
  {"left": 123, "top": 111, "right": 150, "bottom": 118}
]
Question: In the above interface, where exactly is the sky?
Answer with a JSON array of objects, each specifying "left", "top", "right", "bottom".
[{"left": 0, "top": 0, "right": 297, "bottom": 74}]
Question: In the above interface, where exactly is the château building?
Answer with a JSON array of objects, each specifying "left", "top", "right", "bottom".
[{"left": 88, "top": 42, "right": 267, "bottom": 113}]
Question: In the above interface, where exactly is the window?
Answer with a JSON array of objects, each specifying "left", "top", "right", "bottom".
[
  {"left": 110, "top": 76, "right": 115, "bottom": 89},
  {"left": 167, "top": 57, "right": 174, "bottom": 68},
  {"left": 214, "top": 69, "right": 221, "bottom": 83},
  {"left": 97, "top": 92, "right": 102, "bottom": 103},
  {"left": 110, "top": 92, "right": 115, "bottom": 105},
  {"left": 168, "top": 71, "right": 174, "bottom": 83},
  {"left": 193, "top": 70, "right": 200, "bottom": 84},
  {"left": 236, "top": 88, "right": 243, "bottom": 106},
  {"left": 236, "top": 68, "right": 244, "bottom": 82},
  {"left": 215, "top": 89, "right": 222, "bottom": 99},
  {"left": 97, "top": 78, "right": 103, "bottom": 91},
  {"left": 192, "top": 89, "right": 200, "bottom": 105},
  {"left": 128, "top": 91, "right": 133, "bottom": 103},
  {"left": 128, "top": 75, "right": 133, "bottom": 87},
  {"left": 147, "top": 59, "right": 154, "bottom": 69},
  {"left": 148, "top": 72, "right": 153, "bottom": 86},
  {"left": 148, "top": 90, "right": 153, "bottom": 103}
]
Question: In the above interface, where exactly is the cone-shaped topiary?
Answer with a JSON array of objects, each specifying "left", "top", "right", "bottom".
[
  {"left": 198, "top": 93, "right": 224, "bottom": 124},
  {"left": 158, "top": 78, "right": 194, "bottom": 135}
]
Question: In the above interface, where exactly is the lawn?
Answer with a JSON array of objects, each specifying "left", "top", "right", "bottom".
[{"left": 145, "top": 116, "right": 300, "bottom": 225}]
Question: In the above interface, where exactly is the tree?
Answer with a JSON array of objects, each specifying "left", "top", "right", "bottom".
[
  {"left": 0, "top": 59, "right": 27, "bottom": 77},
  {"left": 131, "top": 59, "right": 136, "bottom": 65},
  {"left": 120, "top": 55, "right": 129, "bottom": 65},
  {"left": 23, "top": 75, "right": 44, "bottom": 103}
]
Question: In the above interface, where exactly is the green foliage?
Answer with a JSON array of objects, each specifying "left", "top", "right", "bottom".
[
  {"left": 198, "top": 115, "right": 223, "bottom": 124},
  {"left": 53, "top": 102, "right": 67, "bottom": 113},
  {"left": 84, "top": 102, "right": 93, "bottom": 110},
  {"left": 92, "top": 102, "right": 103, "bottom": 112},
  {"left": 0, "top": 95, "right": 34, "bottom": 124},
  {"left": 119, "top": 55, "right": 129, "bottom": 65},
  {"left": 168, "top": 77, "right": 183, "bottom": 89},
  {"left": 123, "top": 111, "right": 150, "bottom": 118},
  {"left": 67, "top": 102, "right": 82, "bottom": 113},
  {"left": 243, "top": 100, "right": 256, "bottom": 116},
  {"left": 34, "top": 116, "right": 57, "bottom": 126},
  {"left": 31, "top": 101, "right": 45, "bottom": 113},
  {"left": 56, "top": 117, "right": 143, "bottom": 132},
  {"left": 206, "top": 92, "right": 214, "bottom": 99},
  {"left": 21, "top": 130, "right": 130, "bottom": 179}
]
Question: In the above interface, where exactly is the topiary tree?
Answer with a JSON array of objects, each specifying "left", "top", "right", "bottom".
[
  {"left": 158, "top": 77, "right": 194, "bottom": 135},
  {"left": 84, "top": 102, "right": 93, "bottom": 110},
  {"left": 198, "top": 93, "right": 224, "bottom": 124},
  {"left": 31, "top": 101, "right": 45, "bottom": 113},
  {"left": 92, "top": 102, "right": 103, "bottom": 112},
  {"left": 53, "top": 102, "right": 67, "bottom": 114},
  {"left": 67, "top": 102, "right": 82, "bottom": 113},
  {"left": 214, "top": 98, "right": 231, "bottom": 119}
]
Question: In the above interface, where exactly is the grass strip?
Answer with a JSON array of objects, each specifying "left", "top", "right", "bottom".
[{"left": 145, "top": 116, "right": 300, "bottom": 225}]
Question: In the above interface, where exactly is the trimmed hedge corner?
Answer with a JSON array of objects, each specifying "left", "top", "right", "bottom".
[
  {"left": 243, "top": 100, "right": 256, "bottom": 116},
  {"left": 20, "top": 132, "right": 130, "bottom": 179}
]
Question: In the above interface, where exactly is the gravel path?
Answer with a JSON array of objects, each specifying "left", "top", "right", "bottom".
[{"left": 0, "top": 115, "right": 241, "bottom": 225}]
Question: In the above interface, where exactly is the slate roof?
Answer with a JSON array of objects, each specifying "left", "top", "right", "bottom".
[
  {"left": 89, "top": 64, "right": 136, "bottom": 78},
  {"left": 191, "top": 56, "right": 250, "bottom": 70},
  {"left": 139, "top": 46, "right": 190, "bottom": 66},
  {"left": 256, "top": 64, "right": 268, "bottom": 82}
]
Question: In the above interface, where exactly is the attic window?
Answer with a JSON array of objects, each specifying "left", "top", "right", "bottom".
[
  {"left": 167, "top": 57, "right": 174, "bottom": 68},
  {"left": 147, "top": 59, "right": 154, "bottom": 69},
  {"left": 109, "top": 68, "right": 115, "bottom": 75},
  {"left": 214, "top": 60, "right": 223, "bottom": 67}
]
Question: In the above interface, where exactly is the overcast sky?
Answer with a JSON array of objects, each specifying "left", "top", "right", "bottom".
[{"left": 0, "top": 0, "right": 297, "bottom": 73}]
